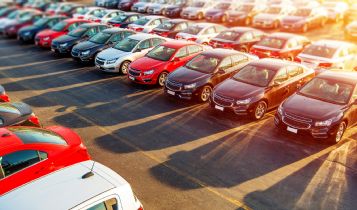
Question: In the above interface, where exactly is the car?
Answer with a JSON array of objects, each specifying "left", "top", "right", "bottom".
[
  {"left": 95, "top": 0, "right": 120, "bottom": 8},
  {"left": 72, "top": 28, "right": 136, "bottom": 63},
  {"left": 297, "top": 40, "right": 357, "bottom": 70},
  {"left": 175, "top": 23, "right": 226, "bottom": 45},
  {"left": 226, "top": 3, "right": 266, "bottom": 26},
  {"left": 54, "top": 3, "right": 84, "bottom": 17},
  {"left": 107, "top": 12, "right": 142, "bottom": 28},
  {"left": 0, "top": 9, "right": 36, "bottom": 35},
  {"left": 252, "top": 4, "right": 295, "bottom": 29},
  {"left": 35, "top": 18, "right": 90, "bottom": 48},
  {"left": 151, "top": 18, "right": 190, "bottom": 38},
  {"left": 210, "top": 58, "right": 314, "bottom": 120},
  {"left": 345, "top": 20, "right": 357, "bottom": 41},
  {"left": 131, "top": 0, "right": 153, "bottom": 13},
  {"left": 250, "top": 32, "right": 310, "bottom": 61},
  {"left": 73, "top": 7, "right": 106, "bottom": 20},
  {"left": 26, "top": 0, "right": 51, "bottom": 11},
  {"left": 95, "top": 33, "right": 165, "bottom": 74},
  {"left": 180, "top": 0, "right": 217, "bottom": 20},
  {"left": 128, "top": 15, "right": 168, "bottom": 33},
  {"left": 164, "top": 0, "right": 192, "bottom": 18},
  {"left": 209, "top": 27, "right": 265, "bottom": 53},
  {"left": 51, "top": 23, "right": 109, "bottom": 55},
  {"left": 344, "top": 3, "right": 357, "bottom": 25},
  {"left": 322, "top": 1, "right": 348, "bottom": 22},
  {"left": 128, "top": 40, "right": 205, "bottom": 86},
  {"left": 0, "top": 126, "right": 91, "bottom": 195},
  {"left": 118, "top": 0, "right": 139, "bottom": 11},
  {"left": 17, "top": 15, "right": 66, "bottom": 43},
  {"left": 3, "top": 10, "right": 43, "bottom": 38},
  {"left": 292, "top": 0, "right": 320, "bottom": 8},
  {"left": 280, "top": 7, "right": 328, "bottom": 33},
  {"left": 147, "top": 0, "right": 175, "bottom": 15},
  {"left": 274, "top": 71, "right": 357, "bottom": 143},
  {"left": 0, "top": 160, "right": 143, "bottom": 210},
  {"left": 0, "top": 7, "right": 17, "bottom": 18},
  {"left": 0, "top": 85, "right": 10, "bottom": 102},
  {"left": 0, "top": 102, "right": 40, "bottom": 127},
  {"left": 89, "top": 9, "right": 122, "bottom": 24},
  {"left": 205, "top": 0, "right": 237, "bottom": 23},
  {"left": 164, "top": 48, "right": 258, "bottom": 102},
  {"left": 44, "top": 2, "right": 60, "bottom": 15}
]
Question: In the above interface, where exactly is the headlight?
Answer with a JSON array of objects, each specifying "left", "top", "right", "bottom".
[
  {"left": 107, "top": 58, "right": 117, "bottom": 64},
  {"left": 184, "top": 83, "right": 196, "bottom": 89},
  {"left": 43, "top": 36, "right": 50, "bottom": 41},
  {"left": 81, "top": 50, "right": 90, "bottom": 56},
  {"left": 24, "top": 31, "right": 31, "bottom": 36},
  {"left": 315, "top": 119, "right": 332, "bottom": 127},
  {"left": 277, "top": 104, "right": 283, "bottom": 115},
  {"left": 143, "top": 70, "right": 154, "bottom": 75},
  {"left": 236, "top": 98, "right": 251, "bottom": 105},
  {"left": 60, "top": 43, "right": 68, "bottom": 47}
]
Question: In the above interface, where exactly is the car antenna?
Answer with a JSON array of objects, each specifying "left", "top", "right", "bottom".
[{"left": 82, "top": 161, "right": 95, "bottom": 179}]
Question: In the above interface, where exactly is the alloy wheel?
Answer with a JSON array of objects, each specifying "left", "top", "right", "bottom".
[
  {"left": 158, "top": 72, "right": 168, "bottom": 87},
  {"left": 254, "top": 101, "right": 267, "bottom": 120},
  {"left": 121, "top": 61, "right": 130, "bottom": 75},
  {"left": 200, "top": 86, "right": 212, "bottom": 102},
  {"left": 335, "top": 122, "right": 346, "bottom": 143}
]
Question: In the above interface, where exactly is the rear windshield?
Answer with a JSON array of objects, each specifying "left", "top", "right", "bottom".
[
  {"left": 8, "top": 127, "right": 67, "bottom": 145},
  {"left": 301, "top": 45, "right": 337, "bottom": 59}
]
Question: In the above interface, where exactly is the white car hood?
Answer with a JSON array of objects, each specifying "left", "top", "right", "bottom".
[{"left": 97, "top": 47, "right": 131, "bottom": 60}]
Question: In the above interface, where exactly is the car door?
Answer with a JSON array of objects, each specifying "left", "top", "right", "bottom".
[
  {"left": 267, "top": 67, "right": 290, "bottom": 108},
  {"left": 212, "top": 56, "right": 233, "bottom": 85},
  {"left": 132, "top": 38, "right": 152, "bottom": 59},
  {"left": 286, "top": 65, "right": 304, "bottom": 96}
]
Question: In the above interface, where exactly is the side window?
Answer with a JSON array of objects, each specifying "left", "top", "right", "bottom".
[
  {"left": 287, "top": 66, "right": 303, "bottom": 78},
  {"left": 202, "top": 27, "right": 215, "bottom": 35},
  {"left": 287, "top": 39, "right": 298, "bottom": 49},
  {"left": 231, "top": 54, "right": 248, "bottom": 66},
  {"left": 152, "top": 38, "right": 165, "bottom": 47},
  {"left": 187, "top": 45, "right": 202, "bottom": 55},
  {"left": 240, "top": 32, "right": 254, "bottom": 42},
  {"left": 85, "top": 28, "right": 97, "bottom": 37},
  {"left": 0, "top": 150, "right": 48, "bottom": 179},
  {"left": 109, "top": 34, "right": 123, "bottom": 43},
  {"left": 174, "top": 47, "right": 188, "bottom": 58},
  {"left": 138, "top": 39, "right": 151, "bottom": 49},
  {"left": 86, "top": 198, "right": 118, "bottom": 210},
  {"left": 151, "top": 19, "right": 162, "bottom": 26},
  {"left": 218, "top": 57, "right": 233, "bottom": 70},
  {"left": 273, "top": 68, "right": 289, "bottom": 83},
  {"left": 129, "top": 16, "right": 139, "bottom": 22},
  {"left": 68, "top": 23, "right": 78, "bottom": 31}
]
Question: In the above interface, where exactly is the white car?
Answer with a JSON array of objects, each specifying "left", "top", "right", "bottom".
[
  {"left": 95, "top": 33, "right": 167, "bottom": 74},
  {"left": 132, "top": 0, "right": 154, "bottom": 13},
  {"left": 175, "top": 23, "right": 226, "bottom": 45},
  {"left": 89, "top": 9, "right": 123, "bottom": 24},
  {"left": 297, "top": 40, "right": 357, "bottom": 70},
  {"left": 147, "top": 0, "right": 175, "bottom": 15},
  {"left": 322, "top": 1, "right": 349, "bottom": 22},
  {"left": 180, "top": 0, "right": 216, "bottom": 20},
  {"left": 73, "top": 7, "right": 106, "bottom": 20},
  {"left": 128, "top": 15, "right": 168, "bottom": 33},
  {"left": 0, "top": 160, "right": 143, "bottom": 210}
]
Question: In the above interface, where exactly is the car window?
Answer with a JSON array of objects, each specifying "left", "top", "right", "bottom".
[
  {"left": 8, "top": 127, "right": 68, "bottom": 145},
  {"left": 138, "top": 39, "right": 151, "bottom": 49},
  {"left": 152, "top": 38, "right": 165, "bottom": 47},
  {"left": 68, "top": 22, "right": 79, "bottom": 31},
  {"left": 98, "top": 25, "right": 108, "bottom": 31},
  {"left": 175, "top": 47, "right": 188, "bottom": 58},
  {"left": 109, "top": 34, "right": 123, "bottom": 43},
  {"left": 187, "top": 45, "right": 202, "bottom": 55},
  {"left": 273, "top": 68, "right": 289, "bottom": 83},
  {"left": 231, "top": 54, "right": 248, "bottom": 66},
  {"left": 287, "top": 39, "right": 299, "bottom": 48},
  {"left": 287, "top": 66, "right": 303, "bottom": 77},
  {"left": 0, "top": 150, "right": 48, "bottom": 179},
  {"left": 202, "top": 27, "right": 215, "bottom": 35},
  {"left": 129, "top": 16, "right": 139, "bottom": 22},
  {"left": 240, "top": 32, "right": 253, "bottom": 42},
  {"left": 84, "top": 28, "right": 97, "bottom": 37},
  {"left": 151, "top": 19, "right": 162, "bottom": 26},
  {"left": 219, "top": 57, "right": 233, "bottom": 70},
  {"left": 175, "top": 23, "right": 187, "bottom": 31},
  {"left": 86, "top": 198, "right": 118, "bottom": 210}
]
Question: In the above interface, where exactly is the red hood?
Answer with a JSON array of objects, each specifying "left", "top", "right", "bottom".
[
  {"left": 130, "top": 56, "right": 167, "bottom": 71},
  {"left": 36, "top": 29, "right": 65, "bottom": 38}
]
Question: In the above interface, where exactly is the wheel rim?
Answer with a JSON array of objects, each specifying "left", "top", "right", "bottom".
[
  {"left": 158, "top": 72, "right": 167, "bottom": 86},
  {"left": 222, "top": 15, "right": 227, "bottom": 23},
  {"left": 335, "top": 123, "right": 345, "bottom": 143},
  {"left": 245, "top": 18, "right": 251, "bottom": 25},
  {"left": 255, "top": 102, "right": 266, "bottom": 119},
  {"left": 201, "top": 86, "right": 211, "bottom": 102},
  {"left": 121, "top": 61, "right": 130, "bottom": 74}
]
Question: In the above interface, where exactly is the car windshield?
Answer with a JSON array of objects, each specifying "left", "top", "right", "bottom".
[
  {"left": 157, "top": 21, "right": 174, "bottom": 30},
  {"left": 216, "top": 31, "right": 241, "bottom": 41},
  {"left": 266, "top": 7, "right": 281, "bottom": 14},
  {"left": 236, "top": 5, "right": 254, "bottom": 12},
  {"left": 76, "top": 7, "right": 88, "bottom": 15},
  {"left": 34, "top": 17, "right": 48, "bottom": 27},
  {"left": 216, "top": 2, "right": 231, "bottom": 10},
  {"left": 7, "top": 11, "right": 18, "bottom": 19},
  {"left": 293, "top": 8, "right": 311, "bottom": 16},
  {"left": 192, "top": 1, "right": 205, "bottom": 7},
  {"left": 301, "top": 45, "right": 337, "bottom": 59},
  {"left": 185, "top": 54, "right": 220, "bottom": 73},
  {"left": 112, "top": 14, "right": 127, "bottom": 22},
  {"left": 133, "top": 17, "right": 150, "bottom": 26},
  {"left": 233, "top": 65, "right": 276, "bottom": 87},
  {"left": 51, "top": 21, "right": 67, "bottom": 31},
  {"left": 257, "top": 37, "right": 286, "bottom": 49},
  {"left": 114, "top": 38, "right": 139, "bottom": 52},
  {"left": 146, "top": 45, "right": 176, "bottom": 61},
  {"left": 8, "top": 127, "right": 68, "bottom": 145},
  {"left": 89, "top": 32, "right": 111, "bottom": 44},
  {"left": 298, "top": 77, "right": 353, "bottom": 104},
  {"left": 182, "top": 25, "right": 203, "bottom": 35},
  {"left": 68, "top": 27, "right": 87, "bottom": 37}
]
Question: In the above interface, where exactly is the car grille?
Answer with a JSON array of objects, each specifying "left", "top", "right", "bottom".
[
  {"left": 96, "top": 57, "right": 105, "bottom": 65},
  {"left": 283, "top": 112, "right": 312, "bottom": 129},
  {"left": 166, "top": 79, "right": 182, "bottom": 91},
  {"left": 129, "top": 68, "right": 141, "bottom": 76},
  {"left": 213, "top": 93, "right": 234, "bottom": 107}
]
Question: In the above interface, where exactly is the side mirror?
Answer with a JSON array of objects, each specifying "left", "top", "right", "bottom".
[
  {"left": 217, "top": 68, "right": 225, "bottom": 74},
  {"left": 172, "top": 57, "right": 180, "bottom": 62}
]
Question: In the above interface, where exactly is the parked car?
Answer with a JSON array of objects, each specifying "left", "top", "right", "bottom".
[
  {"left": 95, "top": 33, "right": 164, "bottom": 74},
  {"left": 44, "top": 2, "right": 60, "bottom": 15},
  {"left": 151, "top": 18, "right": 190, "bottom": 38},
  {"left": 72, "top": 28, "right": 135, "bottom": 63},
  {"left": 0, "top": 9, "right": 35, "bottom": 35},
  {"left": 322, "top": 1, "right": 348, "bottom": 22},
  {"left": 227, "top": 3, "right": 266, "bottom": 26},
  {"left": 280, "top": 7, "right": 328, "bottom": 33},
  {"left": 35, "top": 18, "right": 90, "bottom": 48},
  {"left": 297, "top": 40, "right": 357, "bottom": 70},
  {"left": 0, "top": 126, "right": 91, "bottom": 195},
  {"left": 252, "top": 4, "right": 295, "bottom": 29},
  {"left": 0, "top": 160, "right": 143, "bottom": 210},
  {"left": 211, "top": 58, "right": 314, "bottom": 120},
  {"left": 0, "top": 85, "right": 10, "bottom": 102},
  {"left": 131, "top": 0, "right": 153, "bottom": 13},
  {"left": 175, "top": 23, "right": 226, "bottom": 45},
  {"left": 3, "top": 10, "right": 43, "bottom": 38},
  {"left": 0, "top": 7, "right": 17, "bottom": 18},
  {"left": 118, "top": 0, "right": 139, "bottom": 11},
  {"left": 146, "top": 0, "right": 173, "bottom": 15},
  {"left": 55, "top": 3, "right": 84, "bottom": 17},
  {"left": 180, "top": 0, "right": 216, "bottom": 20},
  {"left": 164, "top": 49, "right": 258, "bottom": 102},
  {"left": 0, "top": 102, "right": 40, "bottom": 127},
  {"left": 90, "top": 9, "right": 123, "bottom": 23},
  {"left": 209, "top": 27, "right": 265, "bottom": 52},
  {"left": 128, "top": 40, "right": 204, "bottom": 86},
  {"left": 72, "top": 6, "right": 106, "bottom": 20},
  {"left": 95, "top": 0, "right": 120, "bottom": 8},
  {"left": 205, "top": 0, "right": 237, "bottom": 23},
  {"left": 164, "top": 0, "right": 192, "bottom": 18},
  {"left": 107, "top": 12, "right": 142, "bottom": 28},
  {"left": 250, "top": 32, "right": 310, "bottom": 61},
  {"left": 51, "top": 23, "right": 109, "bottom": 55},
  {"left": 345, "top": 21, "right": 357, "bottom": 41},
  {"left": 128, "top": 15, "right": 167, "bottom": 33},
  {"left": 275, "top": 71, "right": 357, "bottom": 143},
  {"left": 344, "top": 3, "right": 357, "bottom": 25}
]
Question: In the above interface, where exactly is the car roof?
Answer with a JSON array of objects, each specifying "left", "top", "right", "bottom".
[
  {"left": 161, "top": 40, "right": 197, "bottom": 48},
  {"left": 201, "top": 48, "right": 242, "bottom": 59},
  {"left": 311, "top": 39, "right": 355, "bottom": 48},
  {"left": 102, "top": 27, "right": 131, "bottom": 34},
  {"left": 318, "top": 71, "right": 357, "bottom": 85},
  {"left": 127, "top": 33, "right": 160, "bottom": 41},
  {"left": 249, "top": 58, "right": 300, "bottom": 70},
  {"left": 192, "top": 22, "right": 219, "bottom": 28},
  {"left": 0, "top": 161, "right": 131, "bottom": 210},
  {"left": 80, "top": 22, "right": 107, "bottom": 28},
  {"left": 64, "top": 18, "right": 88, "bottom": 23}
]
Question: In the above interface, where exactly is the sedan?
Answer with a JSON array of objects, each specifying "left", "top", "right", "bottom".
[
  {"left": 164, "top": 49, "right": 258, "bottom": 102},
  {"left": 205, "top": 0, "right": 237, "bottom": 23},
  {"left": 128, "top": 15, "right": 168, "bottom": 33},
  {"left": 0, "top": 126, "right": 91, "bottom": 195},
  {"left": 3, "top": 10, "right": 43, "bottom": 38},
  {"left": 118, "top": 0, "right": 139, "bottom": 11},
  {"left": 252, "top": 4, "right": 295, "bottom": 29},
  {"left": 227, "top": 3, "right": 266, "bottom": 26},
  {"left": 72, "top": 6, "right": 106, "bottom": 20},
  {"left": 0, "top": 102, "right": 40, "bottom": 127},
  {"left": 107, "top": 12, "right": 142, "bottom": 28},
  {"left": 131, "top": 0, "right": 153, "bottom": 13},
  {"left": 180, "top": 0, "right": 216, "bottom": 20},
  {"left": 89, "top": 9, "right": 122, "bottom": 24},
  {"left": 210, "top": 58, "right": 314, "bottom": 120},
  {"left": 151, "top": 18, "right": 190, "bottom": 38},
  {"left": 275, "top": 71, "right": 357, "bottom": 143},
  {"left": 175, "top": 22, "right": 226, "bottom": 45}
]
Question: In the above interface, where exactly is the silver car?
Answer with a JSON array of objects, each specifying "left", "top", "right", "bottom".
[
  {"left": 95, "top": 33, "right": 167, "bottom": 74},
  {"left": 147, "top": 0, "right": 175, "bottom": 15},
  {"left": 180, "top": 0, "right": 216, "bottom": 20},
  {"left": 175, "top": 22, "right": 226, "bottom": 45},
  {"left": 132, "top": 0, "right": 154, "bottom": 13},
  {"left": 128, "top": 15, "right": 168, "bottom": 33}
]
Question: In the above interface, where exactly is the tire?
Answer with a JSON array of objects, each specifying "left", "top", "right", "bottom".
[
  {"left": 221, "top": 15, "right": 227, "bottom": 23},
  {"left": 240, "top": 46, "right": 248, "bottom": 53},
  {"left": 273, "top": 20, "right": 280, "bottom": 29},
  {"left": 198, "top": 85, "right": 212, "bottom": 103},
  {"left": 120, "top": 60, "right": 131, "bottom": 75},
  {"left": 329, "top": 121, "right": 346, "bottom": 144},
  {"left": 302, "top": 24, "right": 308, "bottom": 33},
  {"left": 251, "top": 101, "right": 267, "bottom": 120},
  {"left": 197, "top": 12, "right": 203, "bottom": 20},
  {"left": 157, "top": 71, "right": 168, "bottom": 87},
  {"left": 245, "top": 17, "right": 251, "bottom": 26}
]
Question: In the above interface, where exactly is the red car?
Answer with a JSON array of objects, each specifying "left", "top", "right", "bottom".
[
  {"left": 35, "top": 18, "right": 90, "bottom": 48},
  {"left": 3, "top": 10, "right": 43, "bottom": 38},
  {"left": 250, "top": 32, "right": 310, "bottom": 61},
  {"left": 128, "top": 40, "right": 205, "bottom": 87},
  {"left": 0, "top": 126, "right": 90, "bottom": 195}
]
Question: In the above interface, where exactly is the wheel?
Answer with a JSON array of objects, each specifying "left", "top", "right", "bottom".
[
  {"left": 251, "top": 101, "right": 267, "bottom": 120},
  {"left": 240, "top": 46, "right": 248, "bottom": 53},
  {"left": 120, "top": 60, "right": 131, "bottom": 75},
  {"left": 202, "top": 42, "right": 208, "bottom": 45},
  {"left": 329, "top": 122, "right": 346, "bottom": 144},
  {"left": 302, "top": 24, "right": 308, "bottom": 33},
  {"left": 285, "top": 55, "right": 294, "bottom": 61},
  {"left": 221, "top": 15, "right": 227, "bottom": 23},
  {"left": 197, "top": 12, "right": 203, "bottom": 20},
  {"left": 245, "top": 17, "right": 251, "bottom": 26},
  {"left": 198, "top": 85, "right": 212, "bottom": 103},
  {"left": 320, "top": 18, "right": 327, "bottom": 27},
  {"left": 273, "top": 20, "right": 280, "bottom": 29},
  {"left": 157, "top": 72, "right": 168, "bottom": 87}
]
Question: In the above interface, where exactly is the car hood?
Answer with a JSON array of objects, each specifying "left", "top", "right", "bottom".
[
  {"left": 254, "top": 13, "right": 279, "bottom": 21},
  {"left": 214, "top": 78, "right": 264, "bottom": 99},
  {"left": 168, "top": 67, "right": 210, "bottom": 83},
  {"left": 282, "top": 16, "right": 305, "bottom": 24},
  {"left": 53, "top": 35, "right": 78, "bottom": 44},
  {"left": 74, "top": 41, "right": 102, "bottom": 51},
  {"left": 97, "top": 47, "right": 131, "bottom": 60},
  {"left": 130, "top": 56, "right": 166, "bottom": 71},
  {"left": 282, "top": 93, "right": 343, "bottom": 120}
]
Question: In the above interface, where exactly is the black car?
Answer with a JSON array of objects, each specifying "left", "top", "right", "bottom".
[
  {"left": 71, "top": 28, "right": 136, "bottom": 63},
  {"left": 164, "top": 49, "right": 258, "bottom": 102},
  {"left": 164, "top": 0, "right": 192, "bottom": 18},
  {"left": 205, "top": 1, "right": 234, "bottom": 23},
  {"left": 151, "top": 19, "right": 190, "bottom": 39},
  {"left": 0, "top": 102, "right": 41, "bottom": 127},
  {"left": 17, "top": 15, "right": 66, "bottom": 42},
  {"left": 107, "top": 12, "right": 142, "bottom": 28},
  {"left": 51, "top": 23, "right": 109, "bottom": 55}
]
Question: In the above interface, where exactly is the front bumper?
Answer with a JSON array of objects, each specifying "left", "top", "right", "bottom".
[
  {"left": 71, "top": 50, "right": 93, "bottom": 62},
  {"left": 18, "top": 32, "right": 34, "bottom": 42},
  {"left": 163, "top": 86, "right": 198, "bottom": 100},
  {"left": 127, "top": 70, "right": 157, "bottom": 85},
  {"left": 95, "top": 58, "right": 119, "bottom": 73},
  {"left": 181, "top": 13, "right": 198, "bottom": 20},
  {"left": 252, "top": 20, "right": 275, "bottom": 29},
  {"left": 35, "top": 37, "right": 51, "bottom": 48},
  {"left": 51, "top": 43, "right": 72, "bottom": 54},
  {"left": 165, "top": 10, "right": 181, "bottom": 17}
]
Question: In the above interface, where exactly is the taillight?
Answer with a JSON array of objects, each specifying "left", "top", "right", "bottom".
[
  {"left": 28, "top": 113, "right": 41, "bottom": 127},
  {"left": 318, "top": 62, "right": 332, "bottom": 68},
  {"left": 135, "top": 28, "right": 144, "bottom": 32},
  {"left": 0, "top": 92, "right": 9, "bottom": 102},
  {"left": 270, "top": 51, "right": 280, "bottom": 57},
  {"left": 160, "top": 31, "right": 169, "bottom": 37},
  {"left": 187, "top": 37, "right": 197, "bottom": 42}
]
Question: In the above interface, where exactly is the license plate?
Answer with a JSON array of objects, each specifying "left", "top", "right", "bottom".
[
  {"left": 287, "top": 126, "right": 298, "bottom": 134},
  {"left": 129, "top": 76, "right": 135, "bottom": 81},
  {"left": 167, "top": 90, "right": 175, "bottom": 95},
  {"left": 215, "top": 105, "right": 224, "bottom": 111}
]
